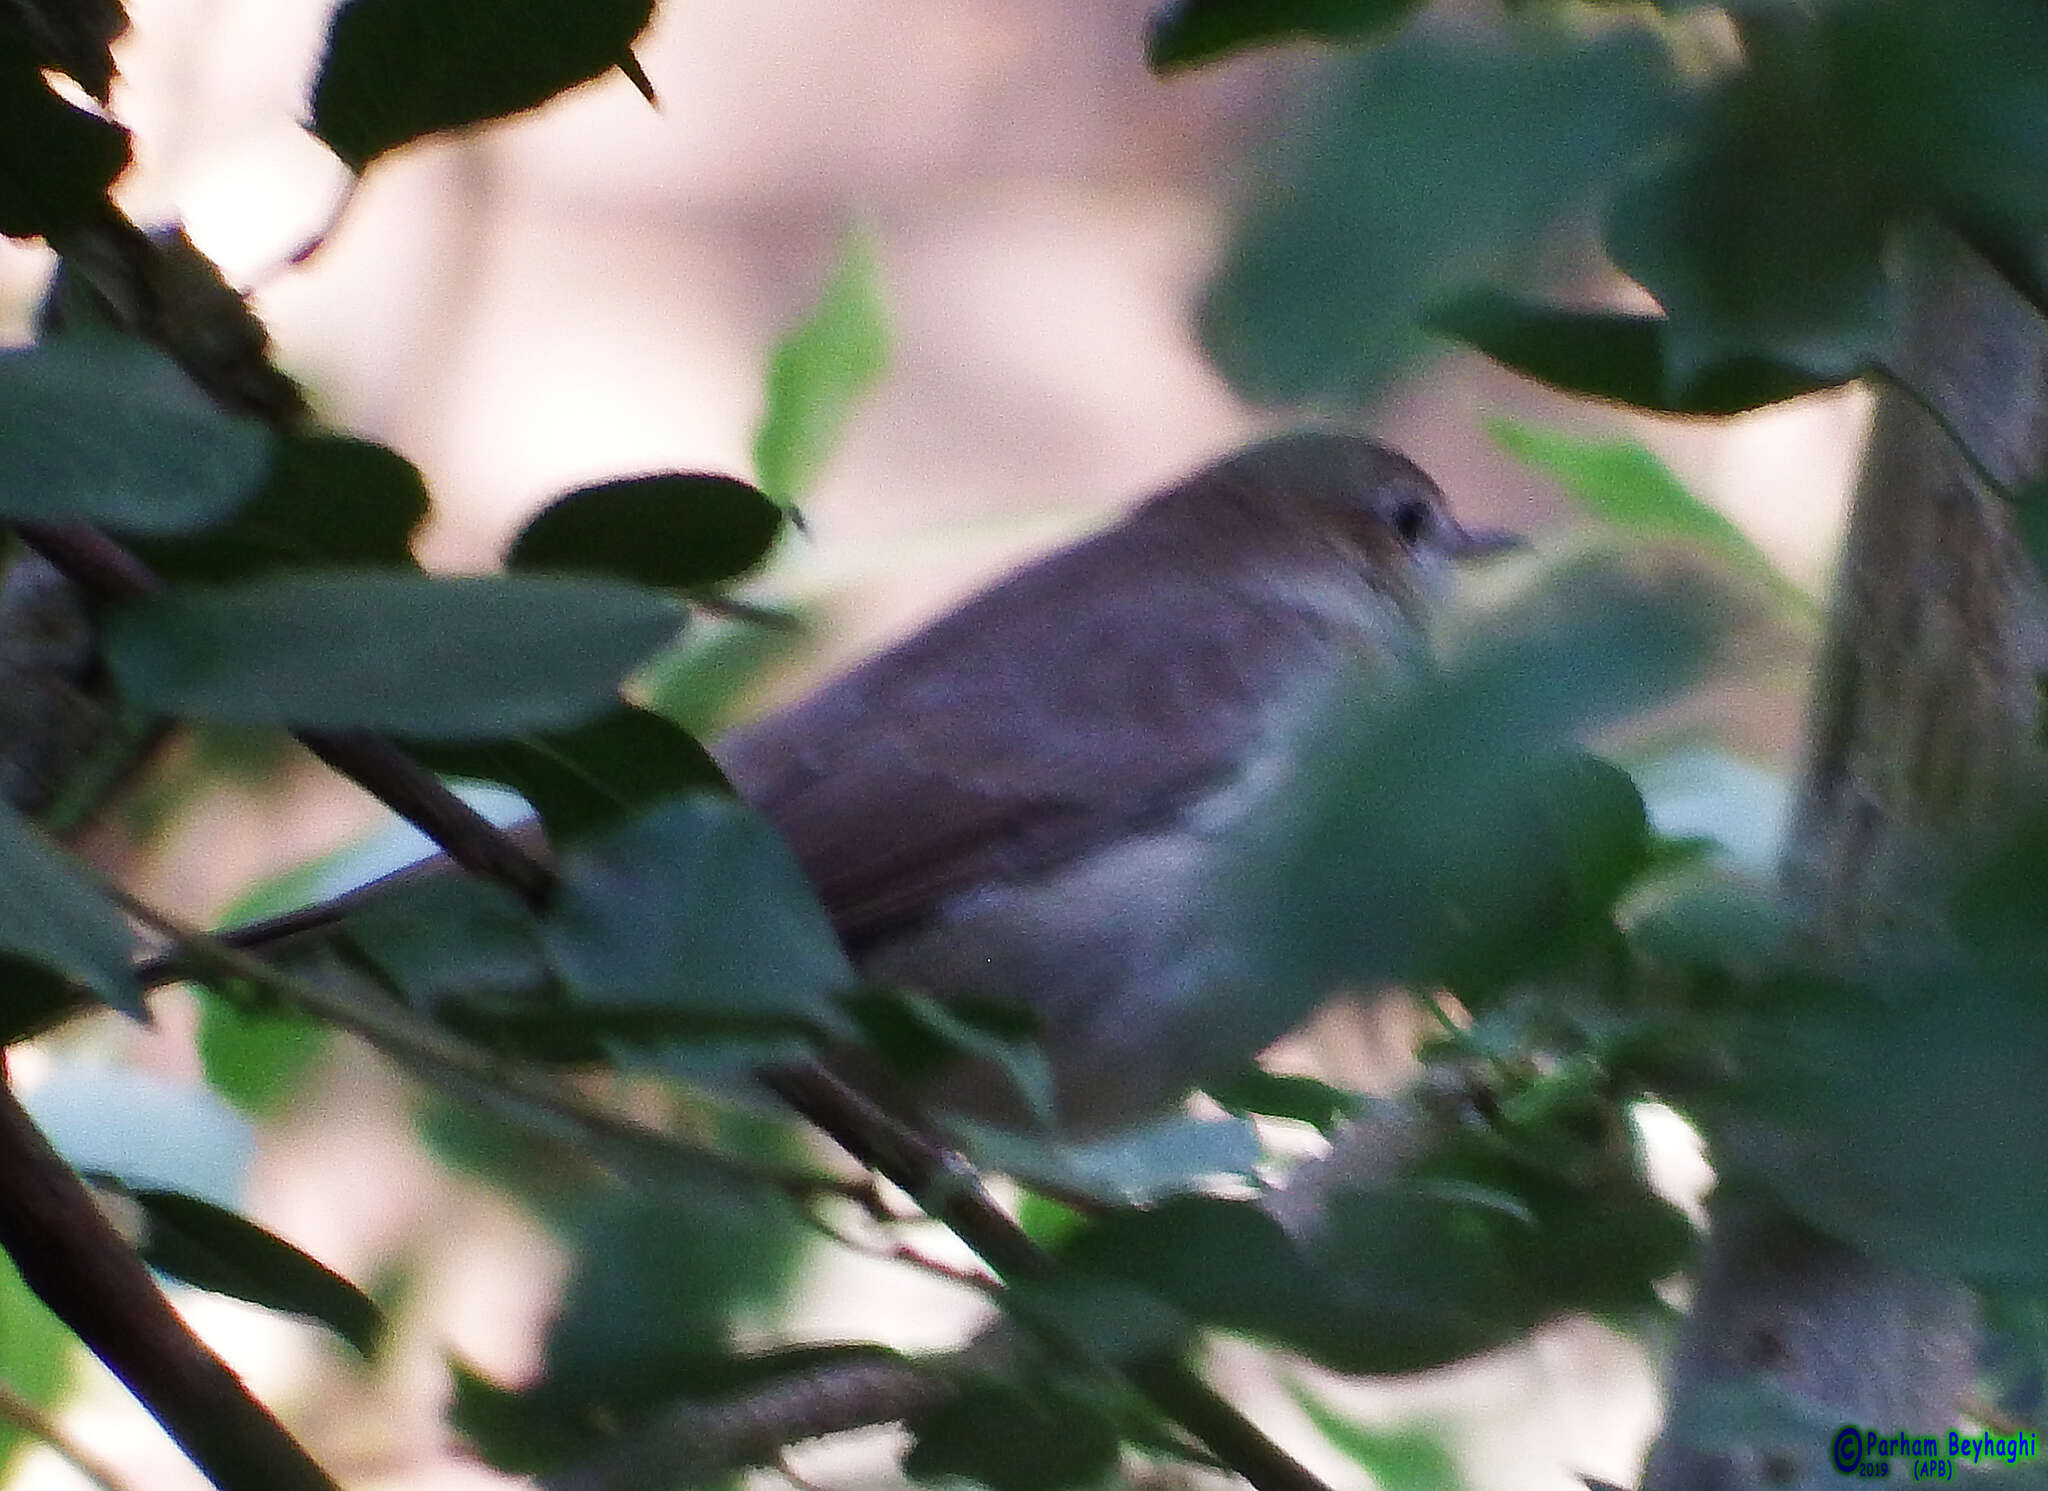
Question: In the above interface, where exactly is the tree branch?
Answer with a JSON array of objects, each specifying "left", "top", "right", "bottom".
[
  {"left": 1643, "top": 233, "right": 2048, "bottom": 1490},
  {"left": 0, "top": 1055, "right": 341, "bottom": 1491}
]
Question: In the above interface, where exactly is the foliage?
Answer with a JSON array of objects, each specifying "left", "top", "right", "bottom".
[{"left": 0, "top": 0, "right": 2042, "bottom": 1489}]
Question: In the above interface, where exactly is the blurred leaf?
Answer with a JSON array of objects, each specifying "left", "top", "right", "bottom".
[
  {"left": 1606, "top": 58, "right": 1894, "bottom": 401},
  {"left": 347, "top": 876, "right": 550, "bottom": 1016},
  {"left": 946, "top": 1112, "right": 1261, "bottom": 1206},
  {"left": 1205, "top": 553, "right": 1722, "bottom": 1060},
  {"left": 1207, "top": 1068, "right": 1366, "bottom": 1134},
  {"left": 405, "top": 704, "right": 728, "bottom": 845},
  {"left": 311, "top": 0, "right": 656, "bottom": 170},
  {"left": 753, "top": 231, "right": 891, "bottom": 505},
  {"left": 0, "top": 1254, "right": 73, "bottom": 1479},
  {"left": 905, "top": 1379, "right": 1122, "bottom": 1491},
  {"left": 1288, "top": 1384, "right": 1462, "bottom": 1491},
  {"left": 1693, "top": 965, "right": 2048, "bottom": 1285},
  {"left": 0, "top": 335, "right": 271, "bottom": 533},
  {"left": 104, "top": 570, "right": 684, "bottom": 736},
  {"left": 0, "top": 26, "right": 127, "bottom": 238},
  {"left": 540, "top": 1180, "right": 806, "bottom": 1407},
  {"left": 1147, "top": 0, "right": 1422, "bottom": 74},
  {"left": 1202, "top": 24, "right": 1683, "bottom": 404},
  {"left": 124, "top": 1187, "right": 383, "bottom": 1355},
  {"left": 543, "top": 793, "right": 857, "bottom": 1027},
  {"left": 1059, "top": 1148, "right": 1690, "bottom": 1375},
  {"left": 637, "top": 614, "right": 807, "bottom": 737},
  {"left": 195, "top": 992, "right": 331, "bottom": 1120},
  {"left": 508, "top": 473, "right": 785, "bottom": 592},
  {"left": 128, "top": 433, "right": 428, "bottom": 583},
  {"left": 1427, "top": 291, "right": 1847, "bottom": 415},
  {"left": 0, "top": 802, "right": 138, "bottom": 1012},
  {"left": 1488, "top": 417, "right": 1809, "bottom": 609},
  {"left": 1833, "top": 0, "right": 2048, "bottom": 234}
]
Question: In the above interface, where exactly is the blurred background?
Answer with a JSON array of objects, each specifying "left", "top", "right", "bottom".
[{"left": 0, "top": 0, "right": 1872, "bottom": 1486}]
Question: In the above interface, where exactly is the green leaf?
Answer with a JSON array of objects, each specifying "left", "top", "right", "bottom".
[
  {"left": 905, "top": 1379, "right": 1122, "bottom": 1491},
  {"left": 1693, "top": 966, "right": 2048, "bottom": 1286},
  {"left": 752, "top": 231, "right": 891, "bottom": 505},
  {"left": 310, "top": 0, "right": 657, "bottom": 171},
  {"left": 1487, "top": 416, "right": 1809, "bottom": 609},
  {"left": 945, "top": 1113, "right": 1262, "bottom": 1206},
  {"left": 1288, "top": 1383, "right": 1462, "bottom": 1491},
  {"left": 509, "top": 473, "right": 784, "bottom": 592},
  {"left": 543, "top": 793, "right": 858, "bottom": 1027},
  {"left": 346, "top": 876, "right": 551, "bottom": 1017},
  {"left": 1606, "top": 59, "right": 1894, "bottom": 401},
  {"left": 0, "top": 335, "right": 272, "bottom": 533},
  {"left": 104, "top": 570, "right": 684, "bottom": 736},
  {"left": 0, "top": 1254, "right": 74, "bottom": 1479},
  {"left": 1832, "top": 0, "right": 2048, "bottom": 234},
  {"left": 405, "top": 704, "right": 728, "bottom": 844},
  {"left": 125, "top": 1187, "right": 384, "bottom": 1355},
  {"left": 1426, "top": 291, "right": 1848, "bottom": 415},
  {"left": 1204, "top": 553, "right": 1722, "bottom": 1059},
  {"left": 129, "top": 433, "right": 429, "bottom": 583},
  {"left": 0, "top": 26, "right": 128, "bottom": 239},
  {"left": 1201, "top": 24, "right": 1683, "bottom": 404},
  {"left": 0, "top": 802, "right": 138, "bottom": 1012},
  {"left": 1207, "top": 1068, "right": 1366, "bottom": 1134},
  {"left": 1147, "top": 0, "right": 1423, "bottom": 74}
]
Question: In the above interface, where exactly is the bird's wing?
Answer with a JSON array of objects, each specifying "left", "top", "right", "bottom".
[{"left": 714, "top": 564, "right": 1370, "bottom": 946}]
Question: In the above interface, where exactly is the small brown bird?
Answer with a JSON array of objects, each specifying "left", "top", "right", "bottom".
[
  {"left": 712, "top": 430, "right": 1511, "bottom": 1128},
  {"left": 210, "top": 431, "right": 1513, "bottom": 1131}
]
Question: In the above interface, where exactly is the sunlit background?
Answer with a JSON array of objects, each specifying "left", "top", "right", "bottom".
[{"left": 1, "top": 0, "right": 1873, "bottom": 1486}]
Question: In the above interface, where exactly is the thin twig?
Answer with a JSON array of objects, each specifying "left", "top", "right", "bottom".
[
  {"left": 0, "top": 1372, "right": 136, "bottom": 1491},
  {"left": 113, "top": 889, "right": 872, "bottom": 1208}
]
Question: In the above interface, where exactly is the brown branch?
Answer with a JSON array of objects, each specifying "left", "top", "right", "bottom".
[{"left": 0, "top": 1056, "right": 341, "bottom": 1491}]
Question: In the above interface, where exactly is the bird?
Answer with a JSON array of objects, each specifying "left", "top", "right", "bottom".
[{"left": 212, "top": 431, "right": 1516, "bottom": 1133}]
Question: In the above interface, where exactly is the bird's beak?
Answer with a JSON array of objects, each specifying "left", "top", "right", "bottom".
[{"left": 1443, "top": 521, "right": 1527, "bottom": 560}]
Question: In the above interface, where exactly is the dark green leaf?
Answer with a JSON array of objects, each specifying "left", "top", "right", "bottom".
[
  {"left": 1147, "top": 0, "right": 1423, "bottom": 74},
  {"left": 1833, "top": 0, "right": 2048, "bottom": 233},
  {"left": 543, "top": 793, "right": 857, "bottom": 1027},
  {"left": 104, "top": 570, "right": 684, "bottom": 736},
  {"left": 905, "top": 1380, "right": 1122, "bottom": 1491},
  {"left": 1207, "top": 1068, "right": 1366, "bottom": 1133},
  {"left": 0, "top": 802, "right": 138, "bottom": 1012},
  {"left": 753, "top": 231, "right": 891, "bottom": 505},
  {"left": 0, "top": 0, "right": 125, "bottom": 100},
  {"left": 0, "top": 26, "right": 127, "bottom": 238},
  {"left": 1201, "top": 24, "right": 1683, "bottom": 404},
  {"left": 346, "top": 876, "right": 551, "bottom": 1015},
  {"left": 127, "top": 1187, "right": 383, "bottom": 1355},
  {"left": 195, "top": 990, "right": 331, "bottom": 1119},
  {"left": 405, "top": 704, "right": 727, "bottom": 845},
  {"left": 1606, "top": 60, "right": 1894, "bottom": 401},
  {"left": 509, "top": 473, "right": 783, "bottom": 592},
  {"left": 1426, "top": 291, "right": 1847, "bottom": 415},
  {"left": 311, "top": 0, "right": 656, "bottom": 171},
  {"left": 0, "top": 335, "right": 272, "bottom": 532},
  {"left": 129, "top": 433, "right": 428, "bottom": 583},
  {"left": 0, "top": 957, "right": 91, "bottom": 1045}
]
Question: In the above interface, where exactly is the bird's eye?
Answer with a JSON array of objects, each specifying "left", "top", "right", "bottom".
[{"left": 1389, "top": 497, "right": 1432, "bottom": 546}]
